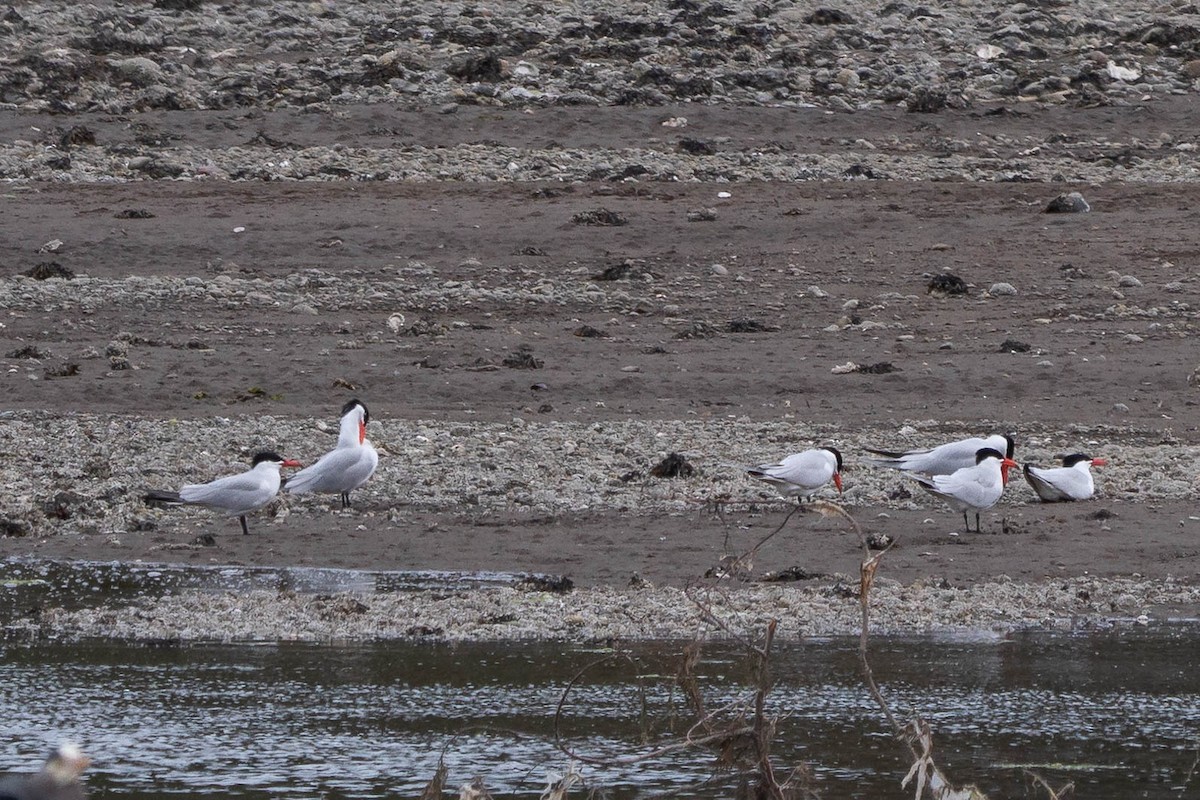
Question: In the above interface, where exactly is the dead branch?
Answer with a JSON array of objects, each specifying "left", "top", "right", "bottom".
[
  {"left": 418, "top": 755, "right": 448, "bottom": 800},
  {"left": 1023, "top": 770, "right": 1074, "bottom": 799}
]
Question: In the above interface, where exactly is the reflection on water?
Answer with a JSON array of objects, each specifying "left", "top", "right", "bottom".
[
  {"left": 1, "top": 630, "right": 1198, "bottom": 798},
  {"left": 0, "top": 557, "right": 557, "bottom": 620}
]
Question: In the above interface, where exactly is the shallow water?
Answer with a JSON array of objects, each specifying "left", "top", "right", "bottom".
[{"left": 1, "top": 627, "right": 1198, "bottom": 798}]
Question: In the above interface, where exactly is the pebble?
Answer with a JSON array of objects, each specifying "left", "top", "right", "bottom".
[
  {"left": 1117, "top": 275, "right": 1143, "bottom": 287},
  {"left": 988, "top": 282, "right": 1018, "bottom": 296},
  {"left": 20, "top": 575, "right": 1200, "bottom": 643},
  {"left": 1045, "top": 192, "right": 1091, "bottom": 213}
]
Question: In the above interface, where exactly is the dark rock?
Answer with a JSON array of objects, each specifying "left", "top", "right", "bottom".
[
  {"left": 44, "top": 362, "right": 80, "bottom": 378},
  {"left": 573, "top": 208, "right": 628, "bottom": 226},
  {"left": 1045, "top": 192, "right": 1090, "bottom": 213},
  {"left": 502, "top": 347, "right": 543, "bottom": 369},
  {"left": 674, "top": 321, "right": 720, "bottom": 339},
  {"left": 6, "top": 344, "right": 49, "bottom": 359},
  {"left": 592, "top": 260, "right": 646, "bottom": 281},
  {"left": 448, "top": 51, "right": 504, "bottom": 82},
  {"left": 727, "top": 318, "right": 778, "bottom": 333},
  {"left": 999, "top": 339, "right": 1032, "bottom": 353},
  {"left": 906, "top": 86, "right": 948, "bottom": 113},
  {"left": 927, "top": 273, "right": 968, "bottom": 295},
  {"left": 154, "top": 0, "right": 206, "bottom": 8},
  {"left": 573, "top": 325, "right": 608, "bottom": 338},
  {"left": 114, "top": 209, "right": 156, "bottom": 219},
  {"left": 759, "top": 566, "right": 825, "bottom": 582},
  {"left": 24, "top": 261, "right": 74, "bottom": 280},
  {"left": 686, "top": 207, "right": 718, "bottom": 222},
  {"left": 130, "top": 157, "right": 186, "bottom": 178},
  {"left": 516, "top": 574, "right": 574, "bottom": 593},
  {"left": 650, "top": 452, "right": 694, "bottom": 479},
  {"left": 844, "top": 163, "right": 885, "bottom": 179},
  {"left": 58, "top": 125, "right": 96, "bottom": 149},
  {"left": 805, "top": 8, "right": 856, "bottom": 24},
  {"left": 854, "top": 361, "right": 899, "bottom": 374},
  {"left": 42, "top": 491, "right": 85, "bottom": 520},
  {"left": 866, "top": 533, "right": 895, "bottom": 550},
  {"left": 0, "top": 518, "right": 30, "bottom": 537},
  {"left": 677, "top": 137, "right": 717, "bottom": 155}
]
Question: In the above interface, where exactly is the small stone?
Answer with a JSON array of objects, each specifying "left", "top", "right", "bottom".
[
  {"left": 1117, "top": 275, "right": 1143, "bottom": 288},
  {"left": 927, "top": 274, "right": 968, "bottom": 295},
  {"left": 111, "top": 56, "right": 164, "bottom": 87},
  {"left": 988, "top": 282, "right": 1018, "bottom": 296},
  {"left": 710, "top": 264, "right": 729, "bottom": 276},
  {"left": 1112, "top": 402, "right": 1130, "bottom": 413},
  {"left": 1045, "top": 192, "right": 1090, "bottom": 213},
  {"left": 687, "top": 207, "right": 718, "bottom": 222},
  {"left": 1123, "top": 333, "right": 1143, "bottom": 343},
  {"left": 650, "top": 452, "right": 694, "bottom": 479}
]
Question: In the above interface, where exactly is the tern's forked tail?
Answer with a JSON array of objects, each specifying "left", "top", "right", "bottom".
[{"left": 144, "top": 489, "right": 184, "bottom": 506}]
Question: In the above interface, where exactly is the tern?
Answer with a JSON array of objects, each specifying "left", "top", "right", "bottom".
[
  {"left": 1023, "top": 454, "right": 1106, "bottom": 502},
  {"left": 865, "top": 433, "right": 1016, "bottom": 482},
  {"left": 284, "top": 399, "right": 378, "bottom": 509},
  {"left": 909, "top": 447, "right": 1018, "bottom": 532},
  {"left": 145, "top": 451, "right": 301, "bottom": 535},
  {"left": 0, "top": 742, "right": 90, "bottom": 800},
  {"left": 745, "top": 446, "right": 844, "bottom": 501}
]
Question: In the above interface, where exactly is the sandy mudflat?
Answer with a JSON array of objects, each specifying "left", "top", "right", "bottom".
[{"left": 2, "top": 0, "right": 1199, "bottom": 639}]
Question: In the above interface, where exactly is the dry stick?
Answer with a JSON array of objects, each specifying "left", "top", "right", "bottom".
[
  {"left": 840, "top": 500, "right": 993, "bottom": 800},
  {"left": 1023, "top": 770, "right": 1074, "bottom": 799},
  {"left": 1178, "top": 742, "right": 1200, "bottom": 798},
  {"left": 751, "top": 618, "right": 784, "bottom": 800},
  {"left": 552, "top": 652, "right": 756, "bottom": 767}
]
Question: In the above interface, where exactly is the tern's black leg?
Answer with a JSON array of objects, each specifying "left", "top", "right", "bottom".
[
  {"left": 961, "top": 510, "right": 969, "bottom": 532},
  {"left": 974, "top": 512, "right": 981, "bottom": 533},
  {"left": 341, "top": 491, "right": 351, "bottom": 509},
  {"left": 239, "top": 515, "right": 250, "bottom": 536}
]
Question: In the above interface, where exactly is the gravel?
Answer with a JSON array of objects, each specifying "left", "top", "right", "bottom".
[{"left": 14, "top": 574, "right": 1198, "bottom": 644}]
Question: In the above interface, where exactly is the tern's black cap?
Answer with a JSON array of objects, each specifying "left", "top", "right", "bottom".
[
  {"left": 341, "top": 398, "right": 370, "bottom": 424},
  {"left": 975, "top": 447, "right": 1005, "bottom": 464}
]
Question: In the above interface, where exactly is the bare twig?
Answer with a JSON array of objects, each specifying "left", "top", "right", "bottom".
[
  {"left": 418, "top": 755, "right": 448, "bottom": 800},
  {"left": 1024, "top": 770, "right": 1074, "bottom": 799},
  {"left": 1180, "top": 739, "right": 1200, "bottom": 797}
]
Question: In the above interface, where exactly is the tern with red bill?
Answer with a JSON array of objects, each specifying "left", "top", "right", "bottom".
[
  {"left": 745, "top": 446, "right": 844, "bottom": 501},
  {"left": 0, "top": 742, "right": 90, "bottom": 800},
  {"left": 284, "top": 399, "right": 378, "bottom": 509},
  {"left": 909, "top": 447, "right": 1018, "bottom": 532},
  {"left": 1023, "top": 454, "right": 1106, "bottom": 502},
  {"left": 145, "top": 450, "right": 301, "bottom": 535},
  {"left": 865, "top": 433, "right": 1016, "bottom": 482}
]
